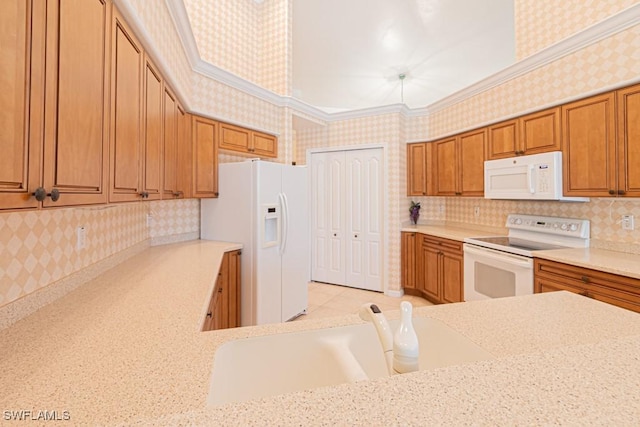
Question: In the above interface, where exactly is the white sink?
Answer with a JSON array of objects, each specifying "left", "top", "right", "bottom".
[{"left": 207, "top": 317, "right": 493, "bottom": 406}]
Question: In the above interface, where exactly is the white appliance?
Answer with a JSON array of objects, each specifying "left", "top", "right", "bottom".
[
  {"left": 484, "top": 151, "right": 588, "bottom": 201},
  {"left": 201, "top": 160, "right": 309, "bottom": 326},
  {"left": 464, "top": 214, "right": 590, "bottom": 301}
]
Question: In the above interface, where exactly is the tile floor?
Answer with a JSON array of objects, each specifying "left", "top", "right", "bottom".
[{"left": 294, "top": 282, "right": 433, "bottom": 321}]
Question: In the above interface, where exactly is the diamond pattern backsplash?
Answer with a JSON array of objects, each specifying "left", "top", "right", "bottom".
[{"left": 0, "top": 199, "right": 200, "bottom": 308}]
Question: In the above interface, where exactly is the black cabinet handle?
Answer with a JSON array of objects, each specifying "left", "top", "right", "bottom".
[
  {"left": 609, "top": 189, "right": 616, "bottom": 195},
  {"left": 139, "top": 191, "right": 149, "bottom": 199},
  {"left": 618, "top": 190, "right": 626, "bottom": 195},
  {"left": 33, "top": 187, "right": 60, "bottom": 202},
  {"left": 581, "top": 275, "right": 590, "bottom": 284},
  {"left": 206, "top": 311, "right": 212, "bottom": 318}
]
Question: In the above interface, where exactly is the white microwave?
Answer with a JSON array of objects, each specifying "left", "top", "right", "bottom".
[{"left": 484, "top": 151, "right": 588, "bottom": 201}]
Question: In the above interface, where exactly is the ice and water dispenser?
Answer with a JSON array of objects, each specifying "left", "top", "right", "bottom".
[{"left": 261, "top": 204, "right": 281, "bottom": 248}]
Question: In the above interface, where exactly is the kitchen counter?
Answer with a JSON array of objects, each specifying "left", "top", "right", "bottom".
[
  {"left": 2, "top": 240, "right": 640, "bottom": 425},
  {"left": 401, "top": 222, "right": 506, "bottom": 242},
  {"left": 534, "top": 247, "right": 640, "bottom": 280}
]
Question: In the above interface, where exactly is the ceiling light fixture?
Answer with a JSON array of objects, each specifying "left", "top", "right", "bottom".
[{"left": 399, "top": 73, "right": 406, "bottom": 104}]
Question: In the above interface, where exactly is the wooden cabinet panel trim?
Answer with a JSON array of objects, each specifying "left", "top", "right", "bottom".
[
  {"left": 192, "top": 116, "right": 219, "bottom": 198},
  {"left": 0, "top": 0, "right": 44, "bottom": 209},
  {"left": 109, "top": 8, "right": 144, "bottom": 202},
  {"left": 487, "top": 119, "right": 519, "bottom": 160},
  {"left": 142, "top": 56, "right": 163, "bottom": 200},
  {"left": 162, "top": 85, "right": 179, "bottom": 198},
  {"left": 617, "top": 84, "right": 640, "bottom": 197},
  {"left": 252, "top": 131, "right": 277, "bottom": 158},
  {"left": 519, "top": 106, "right": 561, "bottom": 155}
]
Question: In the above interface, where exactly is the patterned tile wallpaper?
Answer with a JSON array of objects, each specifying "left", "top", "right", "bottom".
[
  {"left": 515, "top": 0, "right": 638, "bottom": 60},
  {"left": 0, "top": 200, "right": 200, "bottom": 309},
  {"left": 429, "top": 24, "right": 640, "bottom": 138},
  {"left": 184, "top": 0, "right": 290, "bottom": 95}
]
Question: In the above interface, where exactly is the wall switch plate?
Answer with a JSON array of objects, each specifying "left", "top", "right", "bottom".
[
  {"left": 474, "top": 206, "right": 480, "bottom": 217},
  {"left": 76, "top": 226, "right": 86, "bottom": 250},
  {"left": 622, "top": 214, "right": 635, "bottom": 231}
]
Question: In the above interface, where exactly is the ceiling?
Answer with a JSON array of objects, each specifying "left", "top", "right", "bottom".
[{"left": 292, "top": 0, "right": 515, "bottom": 112}]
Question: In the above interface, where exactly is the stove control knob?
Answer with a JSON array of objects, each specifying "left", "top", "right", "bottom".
[
  {"left": 509, "top": 218, "right": 516, "bottom": 224},
  {"left": 553, "top": 223, "right": 559, "bottom": 229},
  {"left": 569, "top": 223, "right": 578, "bottom": 232},
  {"left": 514, "top": 218, "right": 522, "bottom": 225},
  {"left": 560, "top": 223, "right": 568, "bottom": 231}
]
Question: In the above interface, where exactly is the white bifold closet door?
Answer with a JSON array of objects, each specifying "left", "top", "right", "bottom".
[{"left": 311, "top": 147, "right": 383, "bottom": 291}]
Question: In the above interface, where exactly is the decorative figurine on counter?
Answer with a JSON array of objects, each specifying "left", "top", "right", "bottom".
[{"left": 409, "top": 201, "right": 421, "bottom": 225}]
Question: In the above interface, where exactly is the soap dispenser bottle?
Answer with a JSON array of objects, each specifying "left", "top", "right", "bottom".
[{"left": 393, "top": 301, "right": 419, "bottom": 374}]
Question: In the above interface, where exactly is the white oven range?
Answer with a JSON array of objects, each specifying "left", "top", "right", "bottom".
[{"left": 463, "top": 214, "right": 590, "bottom": 301}]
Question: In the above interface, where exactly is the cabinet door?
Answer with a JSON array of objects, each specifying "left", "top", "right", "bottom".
[
  {"left": 176, "top": 105, "right": 192, "bottom": 199},
  {"left": 487, "top": 120, "right": 518, "bottom": 160},
  {"left": 252, "top": 132, "right": 278, "bottom": 158},
  {"left": 109, "top": 8, "right": 144, "bottom": 202},
  {"left": 401, "top": 232, "right": 416, "bottom": 290},
  {"left": 192, "top": 116, "right": 219, "bottom": 198},
  {"left": 42, "top": 0, "right": 110, "bottom": 207},
  {"left": 407, "top": 143, "right": 429, "bottom": 196},
  {"left": 162, "top": 86, "right": 178, "bottom": 198},
  {"left": 459, "top": 129, "right": 485, "bottom": 196},
  {"left": 562, "top": 92, "right": 616, "bottom": 197},
  {"left": 0, "top": 0, "right": 44, "bottom": 210},
  {"left": 520, "top": 107, "right": 561, "bottom": 155},
  {"left": 433, "top": 137, "right": 458, "bottom": 196},
  {"left": 227, "top": 250, "right": 241, "bottom": 328},
  {"left": 141, "top": 57, "right": 162, "bottom": 200},
  {"left": 617, "top": 84, "right": 640, "bottom": 197},
  {"left": 219, "top": 123, "right": 250, "bottom": 152},
  {"left": 441, "top": 250, "right": 463, "bottom": 303},
  {"left": 419, "top": 244, "right": 440, "bottom": 302}
]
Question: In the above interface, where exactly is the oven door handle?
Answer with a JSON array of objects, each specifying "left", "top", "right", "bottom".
[{"left": 463, "top": 244, "right": 533, "bottom": 267}]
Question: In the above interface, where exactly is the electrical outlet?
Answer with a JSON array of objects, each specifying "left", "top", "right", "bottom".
[
  {"left": 146, "top": 213, "right": 153, "bottom": 228},
  {"left": 76, "top": 226, "right": 86, "bottom": 250},
  {"left": 474, "top": 206, "right": 480, "bottom": 217},
  {"left": 621, "top": 214, "right": 635, "bottom": 231}
]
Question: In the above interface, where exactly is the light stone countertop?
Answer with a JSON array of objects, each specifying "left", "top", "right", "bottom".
[
  {"left": 2, "top": 240, "right": 640, "bottom": 426},
  {"left": 404, "top": 222, "right": 640, "bottom": 280},
  {"left": 534, "top": 247, "right": 640, "bottom": 279},
  {"left": 400, "top": 222, "right": 506, "bottom": 241}
]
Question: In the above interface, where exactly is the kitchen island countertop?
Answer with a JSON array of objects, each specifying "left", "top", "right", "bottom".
[{"left": 1, "top": 240, "right": 640, "bottom": 425}]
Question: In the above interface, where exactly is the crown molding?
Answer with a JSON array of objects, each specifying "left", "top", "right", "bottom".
[
  {"left": 160, "top": 0, "right": 639, "bottom": 122},
  {"left": 427, "top": 2, "right": 640, "bottom": 114}
]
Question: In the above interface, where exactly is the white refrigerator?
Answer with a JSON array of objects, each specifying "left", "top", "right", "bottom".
[{"left": 201, "top": 160, "right": 309, "bottom": 326}]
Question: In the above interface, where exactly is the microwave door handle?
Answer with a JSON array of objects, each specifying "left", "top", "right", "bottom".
[{"left": 528, "top": 165, "right": 535, "bottom": 194}]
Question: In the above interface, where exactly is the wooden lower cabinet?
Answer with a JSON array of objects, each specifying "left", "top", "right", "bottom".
[
  {"left": 203, "top": 250, "right": 241, "bottom": 331},
  {"left": 534, "top": 258, "right": 640, "bottom": 313},
  {"left": 401, "top": 232, "right": 417, "bottom": 290},
  {"left": 403, "top": 233, "right": 463, "bottom": 304}
]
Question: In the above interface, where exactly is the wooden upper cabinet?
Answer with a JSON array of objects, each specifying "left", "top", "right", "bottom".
[
  {"left": 563, "top": 92, "right": 616, "bottom": 197},
  {"left": 487, "top": 119, "right": 519, "bottom": 160},
  {"left": 487, "top": 107, "right": 560, "bottom": 160},
  {"left": 176, "top": 105, "right": 193, "bottom": 199},
  {"left": 42, "top": 0, "right": 111, "bottom": 207},
  {"left": 219, "top": 122, "right": 278, "bottom": 158},
  {"left": 109, "top": 6, "right": 144, "bottom": 203},
  {"left": 617, "top": 84, "right": 640, "bottom": 197},
  {"left": 192, "top": 116, "right": 219, "bottom": 198},
  {"left": 433, "top": 137, "right": 458, "bottom": 196},
  {"left": 520, "top": 107, "right": 561, "bottom": 155},
  {"left": 407, "top": 142, "right": 430, "bottom": 196},
  {"left": 141, "top": 56, "right": 163, "bottom": 201},
  {"left": 252, "top": 132, "right": 278, "bottom": 158},
  {"left": 458, "top": 129, "right": 485, "bottom": 196},
  {"left": 0, "top": 0, "right": 44, "bottom": 210},
  {"left": 162, "top": 86, "right": 179, "bottom": 199},
  {"left": 433, "top": 129, "right": 485, "bottom": 196},
  {"left": 219, "top": 123, "right": 251, "bottom": 152}
]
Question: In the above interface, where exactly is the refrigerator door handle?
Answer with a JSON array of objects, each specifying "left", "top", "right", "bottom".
[{"left": 279, "top": 193, "right": 289, "bottom": 255}]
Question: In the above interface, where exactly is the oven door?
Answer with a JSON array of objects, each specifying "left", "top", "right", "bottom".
[{"left": 463, "top": 243, "right": 534, "bottom": 301}]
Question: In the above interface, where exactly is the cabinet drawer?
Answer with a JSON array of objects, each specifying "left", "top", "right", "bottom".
[
  {"left": 534, "top": 259, "right": 640, "bottom": 313},
  {"left": 422, "top": 235, "right": 462, "bottom": 253}
]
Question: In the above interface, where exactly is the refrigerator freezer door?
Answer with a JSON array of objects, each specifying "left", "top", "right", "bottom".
[
  {"left": 280, "top": 165, "right": 309, "bottom": 321},
  {"left": 254, "top": 161, "right": 284, "bottom": 325}
]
